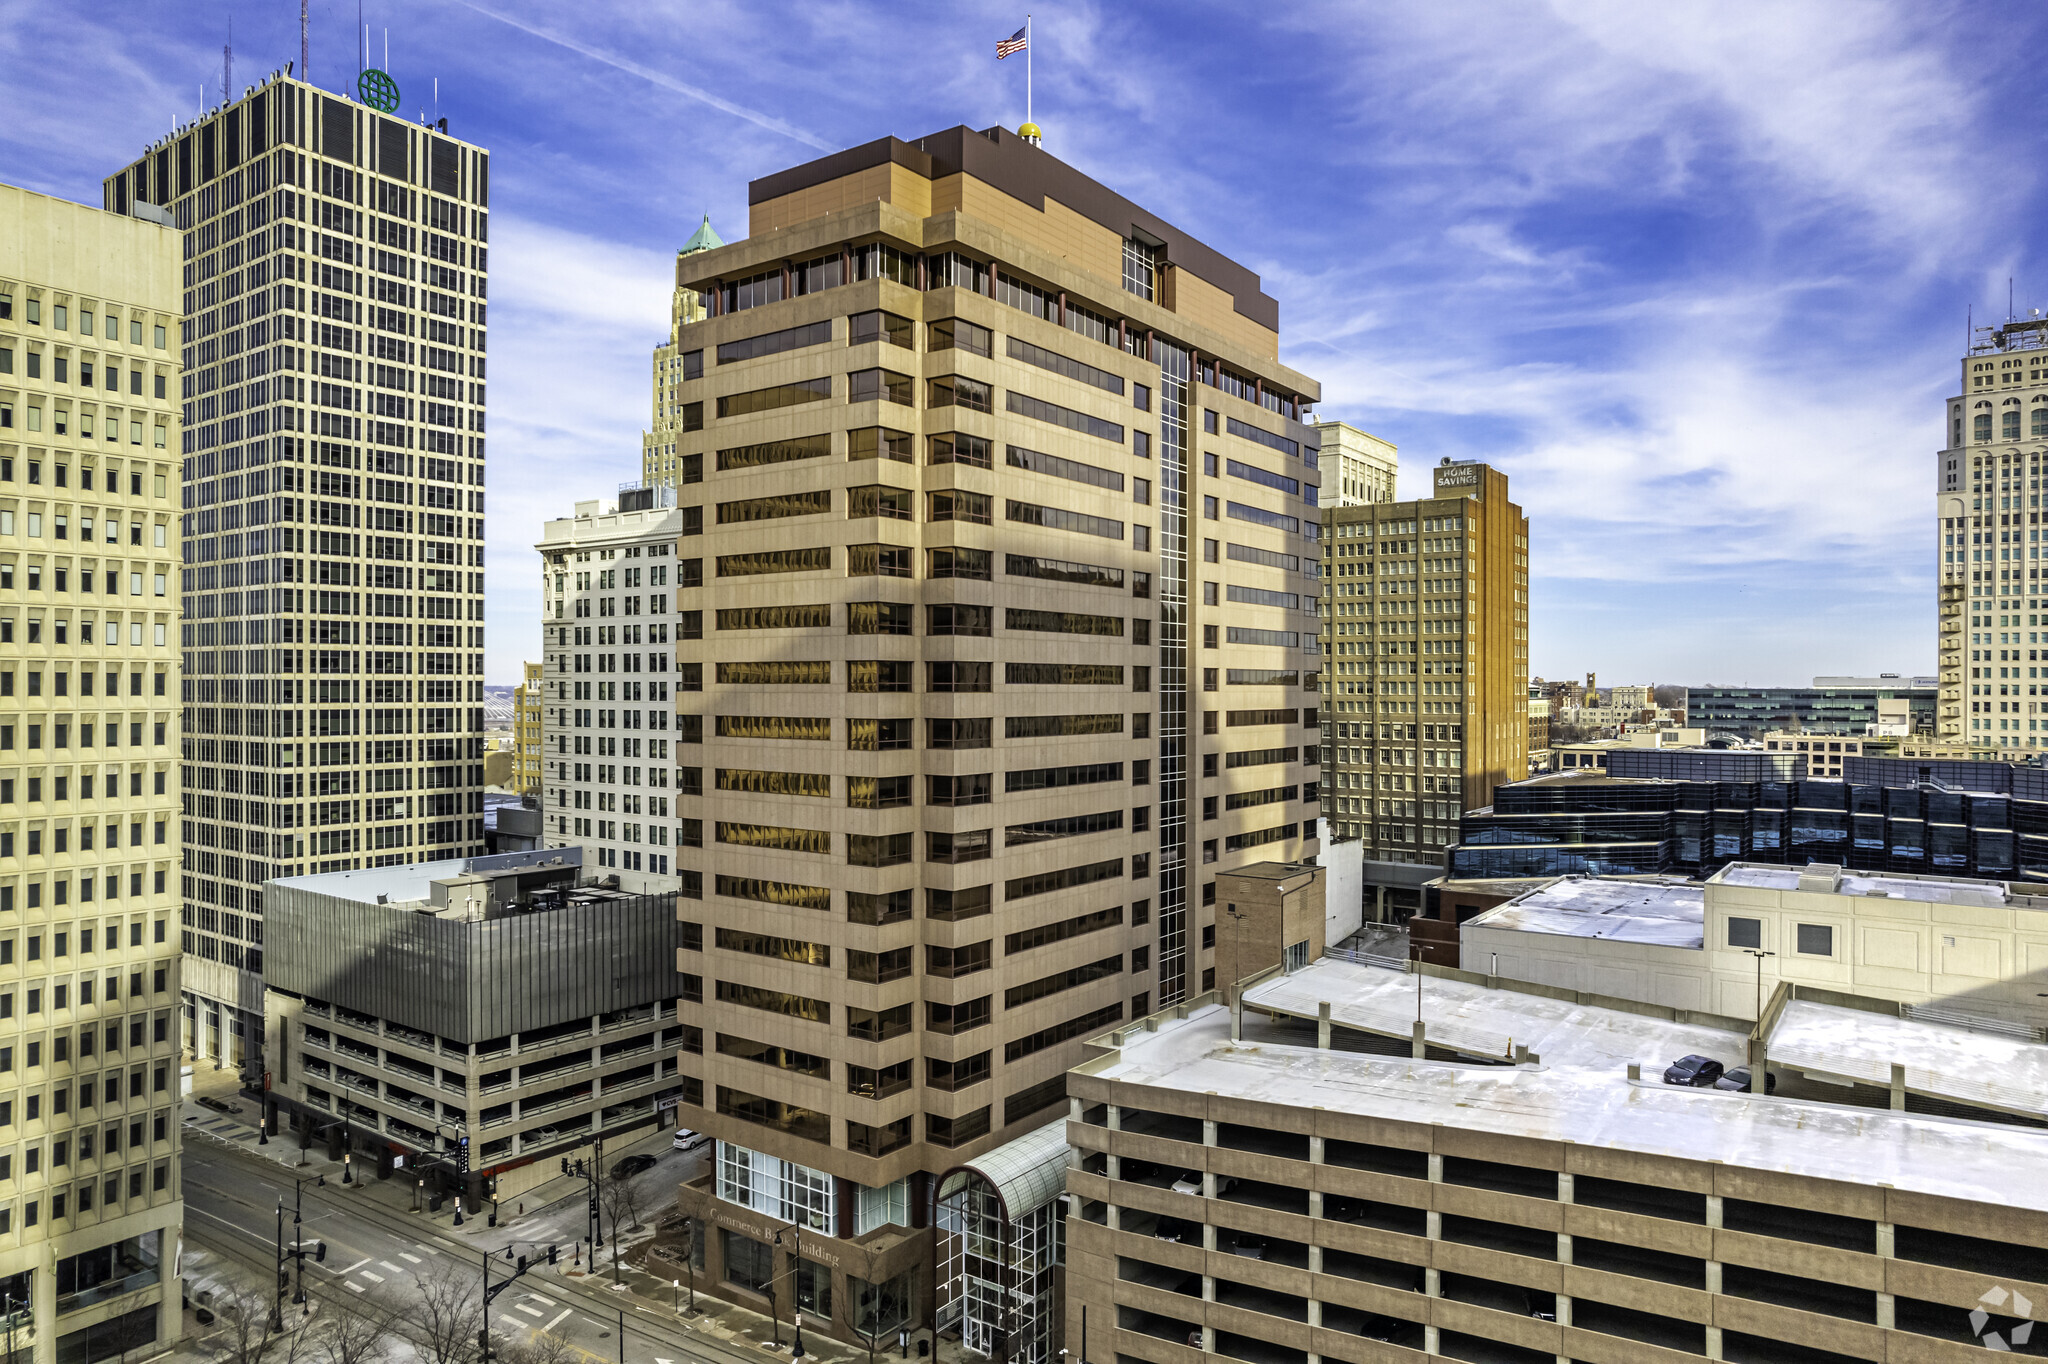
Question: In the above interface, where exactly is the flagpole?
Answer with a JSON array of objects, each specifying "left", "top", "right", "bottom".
[{"left": 1026, "top": 13, "right": 1033, "bottom": 126}]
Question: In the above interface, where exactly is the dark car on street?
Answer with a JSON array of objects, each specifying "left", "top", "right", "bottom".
[
  {"left": 611, "top": 1153, "right": 659, "bottom": 1179},
  {"left": 1662, "top": 1054, "right": 1725, "bottom": 1087}
]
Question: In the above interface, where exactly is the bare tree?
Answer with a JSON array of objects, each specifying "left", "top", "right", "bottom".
[
  {"left": 598, "top": 1179, "right": 643, "bottom": 1284},
  {"left": 602, "top": 1169, "right": 646, "bottom": 1233},
  {"left": 398, "top": 1270, "right": 487, "bottom": 1364},
  {"left": 212, "top": 1285, "right": 325, "bottom": 1364},
  {"left": 314, "top": 1295, "right": 401, "bottom": 1364}
]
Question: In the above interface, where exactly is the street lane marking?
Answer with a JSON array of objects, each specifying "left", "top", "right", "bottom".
[
  {"left": 398, "top": 1252, "right": 423, "bottom": 1264},
  {"left": 337, "top": 1258, "right": 371, "bottom": 1276},
  {"left": 499, "top": 1315, "right": 527, "bottom": 1331},
  {"left": 361, "top": 1271, "right": 385, "bottom": 1284},
  {"left": 380, "top": 1261, "right": 406, "bottom": 1275},
  {"left": 184, "top": 1205, "right": 274, "bottom": 1246},
  {"left": 526, "top": 1295, "right": 556, "bottom": 1307},
  {"left": 346, "top": 1282, "right": 365, "bottom": 1294},
  {"left": 516, "top": 1304, "right": 544, "bottom": 1318},
  {"left": 543, "top": 1309, "right": 572, "bottom": 1333}
]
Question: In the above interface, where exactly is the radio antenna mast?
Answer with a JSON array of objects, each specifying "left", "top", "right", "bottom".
[
  {"left": 222, "top": 15, "right": 232, "bottom": 104},
  {"left": 300, "top": 0, "right": 309, "bottom": 84}
]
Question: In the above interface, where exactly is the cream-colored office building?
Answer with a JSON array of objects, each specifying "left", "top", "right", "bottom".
[
  {"left": 101, "top": 71, "right": 491, "bottom": 1065},
  {"left": 536, "top": 490, "right": 685, "bottom": 889},
  {"left": 649, "top": 124, "right": 1324, "bottom": 1344},
  {"left": 1320, "top": 463, "right": 1529, "bottom": 860},
  {"left": 1314, "top": 421, "right": 1395, "bottom": 508},
  {"left": 1938, "top": 320, "right": 2048, "bottom": 756},
  {"left": 512, "top": 661, "right": 542, "bottom": 796},
  {"left": 0, "top": 183, "right": 186, "bottom": 1364}
]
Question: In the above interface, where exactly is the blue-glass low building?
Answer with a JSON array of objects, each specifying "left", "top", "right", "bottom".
[
  {"left": 1447, "top": 750, "right": 2046, "bottom": 883},
  {"left": 1686, "top": 676, "right": 1937, "bottom": 740}
]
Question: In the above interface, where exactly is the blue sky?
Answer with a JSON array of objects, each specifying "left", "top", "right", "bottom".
[{"left": 2, "top": 1, "right": 2016, "bottom": 687}]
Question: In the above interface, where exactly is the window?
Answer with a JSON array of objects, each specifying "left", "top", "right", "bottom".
[
  {"left": 1795, "top": 923, "right": 1834, "bottom": 957},
  {"left": 1726, "top": 917, "right": 1762, "bottom": 949},
  {"left": 929, "top": 318, "right": 991, "bottom": 357},
  {"left": 929, "top": 375, "right": 992, "bottom": 412},
  {"left": 717, "top": 377, "right": 831, "bottom": 418},
  {"left": 848, "top": 369, "right": 912, "bottom": 405},
  {"left": 848, "top": 310, "right": 913, "bottom": 349}
]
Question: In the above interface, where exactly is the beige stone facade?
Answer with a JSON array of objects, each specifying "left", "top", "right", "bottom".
[
  {"left": 1321, "top": 463, "right": 1528, "bottom": 859},
  {"left": 512, "top": 661, "right": 542, "bottom": 795},
  {"left": 0, "top": 182, "right": 186, "bottom": 1364},
  {"left": 1314, "top": 421, "right": 1396, "bottom": 508},
  {"left": 644, "top": 126, "right": 1324, "bottom": 1345},
  {"left": 101, "top": 73, "right": 492, "bottom": 1062},
  {"left": 1939, "top": 325, "right": 2048, "bottom": 756},
  {"left": 535, "top": 495, "right": 686, "bottom": 889}
]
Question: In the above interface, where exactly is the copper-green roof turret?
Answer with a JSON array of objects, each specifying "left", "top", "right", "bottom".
[{"left": 680, "top": 213, "right": 723, "bottom": 255}]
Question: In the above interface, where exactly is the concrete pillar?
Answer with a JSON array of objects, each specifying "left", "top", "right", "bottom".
[
  {"left": 1706, "top": 1325, "right": 1723, "bottom": 1360},
  {"left": 1877, "top": 1189, "right": 1896, "bottom": 1328},
  {"left": 1890, "top": 1062, "right": 1907, "bottom": 1110},
  {"left": 1308, "top": 1244, "right": 1322, "bottom": 1274},
  {"left": 1411, "top": 1019, "right": 1427, "bottom": 1059},
  {"left": 1558, "top": 1233, "right": 1572, "bottom": 1265},
  {"left": 1705, "top": 1262, "right": 1721, "bottom": 1294},
  {"left": 1106, "top": 1104, "right": 1120, "bottom": 1131},
  {"left": 1308, "top": 1135, "right": 1324, "bottom": 1165},
  {"left": 1317, "top": 1001, "right": 1332, "bottom": 1049},
  {"left": 1202, "top": 1118, "right": 1217, "bottom": 1146},
  {"left": 1423, "top": 1324, "right": 1439, "bottom": 1354},
  {"left": 1706, "top": 1194, "right": 1723, "bottom": 1229}
]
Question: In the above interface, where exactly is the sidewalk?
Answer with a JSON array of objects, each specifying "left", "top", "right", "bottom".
[{"left": 179, "top": 1066, "right": 939, "bottom": 1364}]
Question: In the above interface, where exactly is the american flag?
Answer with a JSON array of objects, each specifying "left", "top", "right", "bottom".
[{"left": 997, "top": 25, "right": 1027, "bottom": 59}]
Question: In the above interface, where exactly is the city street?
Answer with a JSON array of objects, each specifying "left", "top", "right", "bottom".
[{"left": 176, "top": 1107, "right": 761, "bottom": 1364}]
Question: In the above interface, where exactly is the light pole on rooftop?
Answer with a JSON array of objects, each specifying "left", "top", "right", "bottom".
[{"left": 1744, "top": 948, "right": 1777, "bottom": 1022}]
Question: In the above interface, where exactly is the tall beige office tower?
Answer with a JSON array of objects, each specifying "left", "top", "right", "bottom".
[
  {"left": 1321, "top": 462, "right": 1528, "bottom": 878},
  {"left": 101, "top": 71, "right": 491, "bottom": 1065},
  {"left": 0, "top": 183, "right": 186, "bottom": 1364},
  {"left": 654, "top": 125, "right": 1324, "bottom": 1342},
  {"left": 1939, "top": 319, "right": 2048, "bottom": 756},
  {"left": 1315, "top": 420, "right": 1396, "bottom": 507}
]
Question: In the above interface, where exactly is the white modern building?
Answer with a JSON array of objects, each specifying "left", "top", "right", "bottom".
[{"left": 535, "top": 489, "right": 685, "bottom": 892}]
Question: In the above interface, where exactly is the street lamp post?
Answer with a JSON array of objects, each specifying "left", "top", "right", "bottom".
[{"left": 1743, "top": 948, "right": 1778, "bottom": 1022}]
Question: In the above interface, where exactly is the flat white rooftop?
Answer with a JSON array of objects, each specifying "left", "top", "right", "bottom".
[
  {"left": 1768, "top": 999, "right": 2048, "bottom": 1118},
  {"left": 1713, "top": 863, "right": 2016, "bottom": 909},
  {"left": 266, "top": 847, "right": 582, "bottom": 907},
  {"left": 1092, "top": 1001, "right": 2048, "bottom": 1214},
  {"left": 1245, "top": 956, "right": 1745, "bottom": 1072},
  {"left": 1471, "top": 877, "right": 1705, "bottom": 949}
]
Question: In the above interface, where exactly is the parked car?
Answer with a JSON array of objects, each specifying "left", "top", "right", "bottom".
[
  {"left": 611, "top": 1153, "right": 658, "bottom": 1180},
  {"left": 1170, "top": 1170, "right": 1235, "bottom": 1196},
  {"left": 1227, "top": 1234, "right": 1266, "bottom": 1260},
  {"left": 1152, "top": 1217, "right": 1192, "bottom": 1243},
  {"left": 1356, "top": 1314, "right": 1397, "bottom": 1341},
  {"left": 1662, "top": 1054, "right": 1725, "bottom": 1087},
  {"left": 672, "top": 1128, "right": 709, "bottom": 1152},
  {"left": 1714, "top": 1066, "right": 1777, "bottom": 1094}
]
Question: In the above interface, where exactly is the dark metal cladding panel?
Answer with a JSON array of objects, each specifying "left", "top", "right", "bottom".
[{"left": 264, "top": 888, "right": 680, "bottom": 1044}]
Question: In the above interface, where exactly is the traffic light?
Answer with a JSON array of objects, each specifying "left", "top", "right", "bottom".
[
  {"left": 547, "top": 1245, "right": 558, "bottom": 1266},
  {"left": 559, "top": 1158, "right": 570, "bottom": 1176},
  {"left": 517, "top": 1255, "right": 527, "bottom": 1274},
  {"left": 315, "top": 1242, "right": 328, "bottom": 1263},
  {"left": 478, "top": 1331, "right": 489, "bottom": 1354}
]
